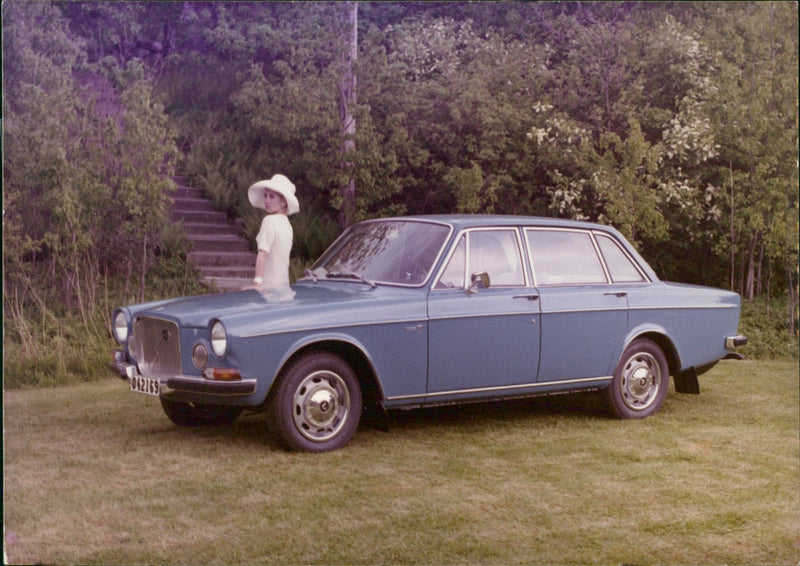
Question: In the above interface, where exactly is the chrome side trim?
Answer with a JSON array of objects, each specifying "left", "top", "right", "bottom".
[
  {"left": 240, "top": 318, "right": 427, "bottom": 339},
  {"left": 240, "top": 303, "right": 735, "bottom": 339},
  {"left": 387, "top": 375, "right": 612, "bottom": 402},
  {"left": 537, "top": 304, "right": 736, "bottom": 316},
  {"left": 628, "top": 304, "right": 738, "bottom": 311}
]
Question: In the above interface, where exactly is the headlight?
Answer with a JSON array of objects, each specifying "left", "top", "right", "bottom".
[
  {"left": 113, "top": 311, "right": 129, "bottom": 343},
  {"left": 192, "top": 343, "right": 209, "bottom": 369},
  {"left": 210, "top": 321, "right": 227, "bottom": 358}
]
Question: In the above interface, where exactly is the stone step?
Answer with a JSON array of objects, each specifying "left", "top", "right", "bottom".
[
  {"left": 173, "top": 185, "right": 204, "bottom": 198},
  {"left": 201, "top": 276, "right": 253, "bottom": 292},
  {"left": 188, "top": 250, "right": 256, "bottom": 268},
  {"left": 170, "top": 209, "right": 228, "bottom": 224},
  {"left": 189, "top": 234, "right": 251, "bottom": 253},
  {"left": 199, "top": 265, "right": 256, "bottom": 278},
  {"left": 171, "top": 196, "right": 218, "bottom": 212},
  {"left": 180, "top": 222, "right": 240, "bottom": 236},
  {"left": 171, "top": 177, "right": 258, "bottom": 292}
]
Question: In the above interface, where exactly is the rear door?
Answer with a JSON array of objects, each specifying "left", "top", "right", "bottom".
[{"left": 525, "top": 228, "right": 630, "bottom": 381}]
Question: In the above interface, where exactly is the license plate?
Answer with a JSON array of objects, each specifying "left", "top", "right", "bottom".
[{"left": 130, "top": 375, "right": 160, "bottom": 396}]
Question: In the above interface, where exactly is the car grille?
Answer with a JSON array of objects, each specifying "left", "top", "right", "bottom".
[{"left": 133, "top": 317, "right": 181, "bottom": 377}]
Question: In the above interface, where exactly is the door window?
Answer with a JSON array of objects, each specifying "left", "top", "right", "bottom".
[
  {"left": 527, "top": 229, "right": 607, "bottom": 286},
  {"left": 435, "top": 236, "right": 466, "bottom": 289},
  {"left": 595, "top": 234, "right": 646, "bottom": 283},
  {"left": 435, "top": 230, "right": 525, "bottom": 289},
  {"left": 469, "top": 230, "right": 525, "bottom": 287}
]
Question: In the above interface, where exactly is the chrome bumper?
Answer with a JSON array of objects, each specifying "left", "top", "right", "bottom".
[
  {"left": 725, "top": 335, "right": 748, "bottom": 349},
  {"left": 110, "top": 350, "right": 257, "bottom": 396},
  {"left": 110, "top": 351, "right": 137, "bottom": 379}
]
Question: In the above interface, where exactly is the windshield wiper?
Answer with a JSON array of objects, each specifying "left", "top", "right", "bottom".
[
  {"left": 302, "top": 269, "right": 319, "bottom": 283},
  {"left": 325, "top": 271, "right": 378, "bottom": 289}
]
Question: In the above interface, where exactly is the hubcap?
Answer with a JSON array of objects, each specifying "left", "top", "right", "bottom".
[
  {"left": 292, "top": 370, "right": 350, "bottom": 442},
  {"left": 620, "top": 352, "right": 661, "bottom": 411}
]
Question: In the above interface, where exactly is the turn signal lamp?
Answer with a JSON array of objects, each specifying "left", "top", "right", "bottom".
[{"left": 203, "top": 368, "right": 242, "bottom": 381}]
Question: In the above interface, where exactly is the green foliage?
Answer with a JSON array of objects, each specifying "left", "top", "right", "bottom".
[
  {"left": 738, "top": 296, "right": 799, "bottom": 361},
  {"left": 3, "top": 251, "right": 208, "bottom": 389},
  {"left": 3, "top": 2, "right": 181, "bottom": 307},
  {"left": 3, "top": 2, "right": 797, "bottom": 389}
]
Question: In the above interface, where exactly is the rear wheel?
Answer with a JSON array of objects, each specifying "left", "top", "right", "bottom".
[
  {"left": 160, "top": 398, "right": 243, "bottom": 427},
  {"left": 267, "top": 352, "right": 362, "bottom": 452},
  {"left": 604, "top": 338, "right": 668, "bottom": 418}
]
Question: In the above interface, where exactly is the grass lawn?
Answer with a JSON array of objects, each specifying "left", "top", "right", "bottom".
[{"left": 3, "top": 359, "right": 798, "bottom": 565}]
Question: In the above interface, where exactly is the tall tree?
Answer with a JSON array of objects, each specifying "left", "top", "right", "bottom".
[
  {"left": 338, "top": 2, "right": 358, "bottom": 229},
  {"left": 699, "top": 3, "right": 798, "bottom": 300}
]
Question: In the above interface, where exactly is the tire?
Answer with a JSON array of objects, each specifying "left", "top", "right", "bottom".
[
  {"left": 160, "top": 398, "right": 243, "bottom": 427},
  {"left": 604, "top": 338, "right": 669, "bottom": 419},
  {"left": 267, "top": 352, "right": 362, "bottom": 452}
]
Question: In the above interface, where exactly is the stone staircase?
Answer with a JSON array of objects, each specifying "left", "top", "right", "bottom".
[{"left": 169, "top": 179, "right": 255, "bottom": 292}]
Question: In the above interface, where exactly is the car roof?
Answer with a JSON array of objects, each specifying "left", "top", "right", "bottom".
[
  {"left": 375, "top": 214, "right": 659, "bottom": 283},
  {"left": 379, "top": 214, "right": 621, "bottom": 235}
]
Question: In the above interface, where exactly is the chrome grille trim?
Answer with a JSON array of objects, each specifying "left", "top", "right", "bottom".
[{"left": 133, "top": 317, "right": 181, "bottom": 378}]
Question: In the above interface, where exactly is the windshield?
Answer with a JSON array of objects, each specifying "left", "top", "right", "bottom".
[{"left": 309, "top": 220, "right": 451, "bottom": 286}]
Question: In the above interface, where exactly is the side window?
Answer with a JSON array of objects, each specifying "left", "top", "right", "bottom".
[
  {"left": 469, "top": 230, "right": 525, "bottom": 287},
  {"left": 527, "top": 229, "right": 607, "bottom": 286},
  {"left": 596, "top": 234, "right": 646, "bottom": 283},
  {"left": 435, "top": 236, "right": 466, "bottom": 289}
]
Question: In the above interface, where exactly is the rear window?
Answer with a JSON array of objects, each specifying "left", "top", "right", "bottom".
[{"left": 596, "top": 234, "right": 645, "bottom": 283}]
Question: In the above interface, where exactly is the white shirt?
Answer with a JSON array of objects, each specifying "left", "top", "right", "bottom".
[{"left": 255, "top": 214, "right": 293, "bottom": 291}]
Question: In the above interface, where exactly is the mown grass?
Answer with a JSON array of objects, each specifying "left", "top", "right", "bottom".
[{"left": 4, "top": 359, "right": 798, "bottom": 565}]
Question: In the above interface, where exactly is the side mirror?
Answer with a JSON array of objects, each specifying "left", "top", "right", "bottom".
[{"left": 468, "top": 271, "right": 490, "bottom": 294}]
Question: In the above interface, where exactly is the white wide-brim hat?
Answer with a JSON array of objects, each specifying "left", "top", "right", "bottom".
[{"left": 247, "top": 174, "right": 299, "bottom": 215}]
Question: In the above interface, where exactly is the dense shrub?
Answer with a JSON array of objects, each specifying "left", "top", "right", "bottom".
[{"left": 737, "top": 297, "right": 799, "bottom": 361}]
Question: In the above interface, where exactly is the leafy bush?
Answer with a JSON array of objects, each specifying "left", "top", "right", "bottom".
[
  {"left": 737, "top": 296, "right": 799, "bottom": 360},
  {"left": 3, "top": 249, "right": 209, "bottom": 390}
]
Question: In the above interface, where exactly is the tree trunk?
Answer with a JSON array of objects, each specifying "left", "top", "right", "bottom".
[
  {"left": 729, "top": 162, "right": 735, "bottom": 292},
  {"left": 139, "top": 235, "right": 147, "bottom": 303},
  {"left": 755, "top": 235, "right": 764, "bottom": 297},
  {"left": 744, "top": 232, "right": 758, "bottom": 302},
  {"left": 788, "top": 266, "right": 798, "bottom": 336},
  {"left": 338, "top": 1, "right": 357, "bottom": 230}
]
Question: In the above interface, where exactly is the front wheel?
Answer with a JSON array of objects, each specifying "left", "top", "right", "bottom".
[
  {"left": 267, "top": 352, "right": 362, "bottom": 452},
  {"left": 604, "top": 338, "right": 669, "bottom": 419},
  {"left": 160, "top": 398, "right": 243, "bottom": 427}
]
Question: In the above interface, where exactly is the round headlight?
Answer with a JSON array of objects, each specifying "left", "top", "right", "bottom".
[
  {"left": 210, "top": 321, "right": 227, "bottom": 358},
  {"left": 192, "top": 343, "right": 209, "bottom": 369},
  {"left": 113, "top": 311, "right": 129, "bottom": 343}
]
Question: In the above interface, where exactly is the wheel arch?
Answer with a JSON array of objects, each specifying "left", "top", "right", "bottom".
[
  {"left": 624, "top": 329, "right": 681, "bottom": 376},
  {"left": 270, "top": 336, "right": 385, "bottom": 409}
]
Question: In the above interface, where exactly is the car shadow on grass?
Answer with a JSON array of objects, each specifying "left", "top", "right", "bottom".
[
  {"left": 384, "top": 391, "right": 611, "bottom": 431},
  {"left": 139, "top": 392, "right": 611, "bottom": 450}
]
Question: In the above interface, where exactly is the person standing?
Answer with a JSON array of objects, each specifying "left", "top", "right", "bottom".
[{"left": 246, "top": 174, "right": 299, "bottom": 298}]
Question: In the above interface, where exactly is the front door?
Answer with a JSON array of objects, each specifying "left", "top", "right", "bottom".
[{"left": 427, "top": 229, "right": 541, "bottom": 395}]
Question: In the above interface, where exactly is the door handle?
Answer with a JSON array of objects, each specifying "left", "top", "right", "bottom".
[
  {"left": 513, "top": 294, "right": 540, "bottom": 301},
  {"left": 604, "top": 291, "right": 627, "bottom": 297}
]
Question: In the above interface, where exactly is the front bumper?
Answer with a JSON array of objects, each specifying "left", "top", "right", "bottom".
[{"left": 110, "top": 350, "right": 257, "bottom": 396}]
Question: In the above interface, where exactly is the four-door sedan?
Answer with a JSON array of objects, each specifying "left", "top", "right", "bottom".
[{"left": 110, "top": 215, "right": 747, "bottom": 452}]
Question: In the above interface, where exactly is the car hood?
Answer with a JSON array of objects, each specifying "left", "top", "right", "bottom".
[{"left": 129, "top": 282, "right": 415, "bottom": 330}]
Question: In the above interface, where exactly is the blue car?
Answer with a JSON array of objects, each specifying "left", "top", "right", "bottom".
[{"left": 110, "top": 215, "right": 747, "bottom": 452}]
